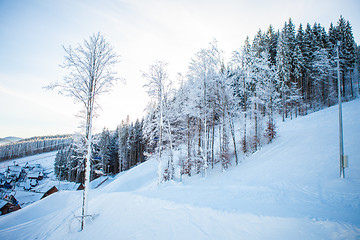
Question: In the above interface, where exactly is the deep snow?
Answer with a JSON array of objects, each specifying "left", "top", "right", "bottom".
[{"left": 0, "top": 100, "right": 359, "bottom": 239}]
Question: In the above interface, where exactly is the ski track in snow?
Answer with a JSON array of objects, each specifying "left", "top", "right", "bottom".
[{"left": 0, "top": 100, "right": 360, "bottom": 239}]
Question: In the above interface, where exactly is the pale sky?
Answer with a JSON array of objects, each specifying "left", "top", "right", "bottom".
[{"left": 0, "top": 0, "right": 359, "bottom": 138}]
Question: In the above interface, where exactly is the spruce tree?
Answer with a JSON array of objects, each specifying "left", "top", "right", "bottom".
[
  {"left": 265, "top": 25, "right": 278, "bottom": 66},
  {"left": 276, "top": 32, "right": 291, "bottom": 121}
]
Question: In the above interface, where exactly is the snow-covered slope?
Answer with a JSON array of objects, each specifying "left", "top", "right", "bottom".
[
  {"left": 0, "top": 100, "right": 359, "bottom": 239},
  {"left": 0, "top": 136, "right": 22, "bottom": 146}
]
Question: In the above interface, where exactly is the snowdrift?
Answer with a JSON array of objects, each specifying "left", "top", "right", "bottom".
[{"left": 0, "top": 100, "right": 359, "bottom": 239}]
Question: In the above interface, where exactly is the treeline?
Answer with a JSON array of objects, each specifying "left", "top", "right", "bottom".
[
  {"left": 142, "top": 16, "right": 359, "bottom": 180},
  {"left": 54, "top": 16, "right": 359, "bottom": 183},
  {"left": 54, "top": 118, "right": 145, "bottom": 183},
  {"left": 0, "top": 135, "right": 73, "bottom": 162}
]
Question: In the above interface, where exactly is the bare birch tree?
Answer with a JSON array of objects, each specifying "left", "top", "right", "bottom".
[{"left": 46, "top": 32, "right": 119, "bottom": 230}]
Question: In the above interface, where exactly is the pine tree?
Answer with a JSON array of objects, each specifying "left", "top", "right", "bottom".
[
  {"left": 109, "top": 129, "right": 119, "bottom": 173},
  {"left": 234, "top": 36, "right": 253, "bottom": 153},
  {"left": 292, "top": 43, "right": 305, "bottom": 115},
  {"left": 99, "top": 128, "right": 111, "bottom": 174},
  {"left": 118, "top": 119, "right": 130, "bottom": 171},
  {"left": 265, "top": 25, "right": 278, "bottom": 66},
  {"left": 276, "top": 32, "right": 291, "bottom": 121},
  {"left": 311, "top": 48, "right": 334, "bottom": 109},
  {"left": 335, "top": 16, "right": 356, "bottom": 98},
  {"left": 344, "top": 20, "right": 357, "bottom": 99},
  {"left": 54, "top": 149, "right": 68, "bottom": 180},
  {"left": 252, "top": 29, "right": 267, "bottom": 57}
]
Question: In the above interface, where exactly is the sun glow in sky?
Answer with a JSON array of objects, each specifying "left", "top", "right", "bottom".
[{"left": 0, "top": 0, "right": 359, "bottom": 138}]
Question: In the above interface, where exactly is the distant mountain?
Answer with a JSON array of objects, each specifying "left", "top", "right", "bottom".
[{"left": 0, "top": 136, "right": 23, "bottom": 146}]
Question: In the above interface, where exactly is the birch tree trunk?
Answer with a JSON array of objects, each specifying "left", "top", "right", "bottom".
[
  {"left": 166, "top": 118, "right": 174, "bottom": 180},
  {"left": 158, "top": 77, "right": 163, "bottom": 184},
  {"left": 228, "top": 111, "right": 239, "bottom": 165},
  {"left": 46, "top": 33, "right": 119, "bottom": 231}
]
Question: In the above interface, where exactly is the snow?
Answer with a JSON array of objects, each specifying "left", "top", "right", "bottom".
[
  {"left": 0, "top": 151, "right": 56, "bottom": 173},
  {"left": 0, "top": 137, "right": 22, "bottom": 146},
  {"left": 0, "top": 100, "right": 360, "bottom": 239},
  {"left": 0, "top": 200, "right": 8, "bottom": 208},
  {"left": 0, "top": 152, "right": 59, "bottom": 209}
]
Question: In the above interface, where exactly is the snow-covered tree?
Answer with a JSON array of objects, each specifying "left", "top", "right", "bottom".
[
  {"left": 98, "top": 128, "right": 111, "bottom": 173},
  {"left": 231, "top": 36, "right": 253, "bottom": 153},
  {"left": 143, "top": 60, "right": 170, "bottom": 183},
  {"left": 118, "top": 117, "right": 130, "bottom": 171},
  {"left": 310, "top": 48, "right": 334, "bottom": 109},
  {"left": 46, "top": 32, "right": 119, "bottom": 231},
  {"left": 173, "top": 76, "right": 198, "bottom": 177},
  {"left": 187, "top": 39, "right": 233, "bottom": 174},
  {"left": 188, "top": 48, "right": 212, "bottom": 175},
  {"left": 276, "top": 32, "right": 291, "bottom": 121},
  {"left": 0, "top": 135, "right": 72, "bottom": 161}
]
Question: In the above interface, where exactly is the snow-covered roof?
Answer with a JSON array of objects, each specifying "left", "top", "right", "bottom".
[
  {"left": 31, "top": 167, "right": 43, "bottom": 173},
  {"left": 27, "top": 172, "right": 40, "bottom": 179},
  {"left": 7, "top": 166, "right": 22, "bottom": 172},
  {"left": 7, "top": 171, "right": 21, "bottom": 178},
  {"left": 58, "top": 182, "right": 82, "bottom": 191},
  {"left": 0, "top": 199, "right": 9, "bottom": 208},
  {"left": 33, "top": 180, "right": 82, "bottom": 192}
]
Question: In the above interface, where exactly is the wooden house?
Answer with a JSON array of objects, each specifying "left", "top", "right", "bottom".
[
  {"left": 5, "top": 165, "right": 23, "bottom": 181},
  {"left": 41, "top": 186, "right": 58, "bottom": 199},
  {"left": 75, "top": 183, "right": 84, "bottom": 190},
  {"left": 0, "top": 197, "right": 21, "bottom": 215},
  {"left": 27, "top": 167, "right": 44, "bottom": 181}
]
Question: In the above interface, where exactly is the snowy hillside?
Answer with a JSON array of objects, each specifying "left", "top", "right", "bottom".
[
  {"left": 0, "top": 137, "right": 22, "bottom": 146},
  {"left": 0, "top": 100, "right": 359, "bottom": 239}
]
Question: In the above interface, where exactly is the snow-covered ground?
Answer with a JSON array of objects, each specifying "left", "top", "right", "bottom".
[
  {"left": 0, "top": 152, "right": 59, "bottom": 208},
  {"left": 0, "top": 100, "right": 359, "bottom": 239},
  {"left": 0, "top": 151, "right": 104, "bottom": 208},
  {"left": 0, "top": 151, "right": 56, "bottom": 172},
  {"left": 0, "top": 137, "right": 22, "bottom": 146}
]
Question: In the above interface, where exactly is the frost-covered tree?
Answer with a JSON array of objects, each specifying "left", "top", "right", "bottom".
[
  {"left": 231, "top": 36, "right": 253, "bottom": 153},
  {"left": 98, "top": 128, "right": 111, "bottom": 173},
  {"left": 54, "top": 138, "right": 86, "bottom": 183},
  {"left": 46, "top": 32, "right": 119, "bottom": 230},
  {"left": 232, "top": 36, "right": 280, "bottom": 153},
  {"left": 54, "top": 148, "right": 69, "bottom": 181},
  {"left": 265, "top": 25, "right": 278, "bottom": 66},
  {"left": 252, "top": 29, "right": 267, "bottom": 57},
  {"left": 188, "top": 48, "right": 212, "bottom": 175},
  {"left": 143, "top": 60, "right": 170, "bottom": 183},
  {"left": 0, "top": 135, "right": 72, "bottom": 161},
  {"left": 310, "top": 48, "right": 334, "bottom": 109},
  {"left": 162, "top": 92, "right": 177, "bottom": 181},
  {"left": 328, "top": 16, "right": 357, "bottom": 99},
  {"left": 208, "top": 43, "right": 235, "bottom": 170},
  {"left": 118, "top": 117, "right": 130, "bottom": 171},
  {"left": 116, "top": 118, "right": 144, "bottom": 173},
  {"left": 187, "top": 40, "right": 233, "bottom": 174},
  {"left": 173, "top": 76, "right": 198, "bottom": 176},
  {"left": 276, "top": 32, "right": 291, "bottom": 121},
  {"left": 342, "top": 20, "right": 357, "bottom": 99}
]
